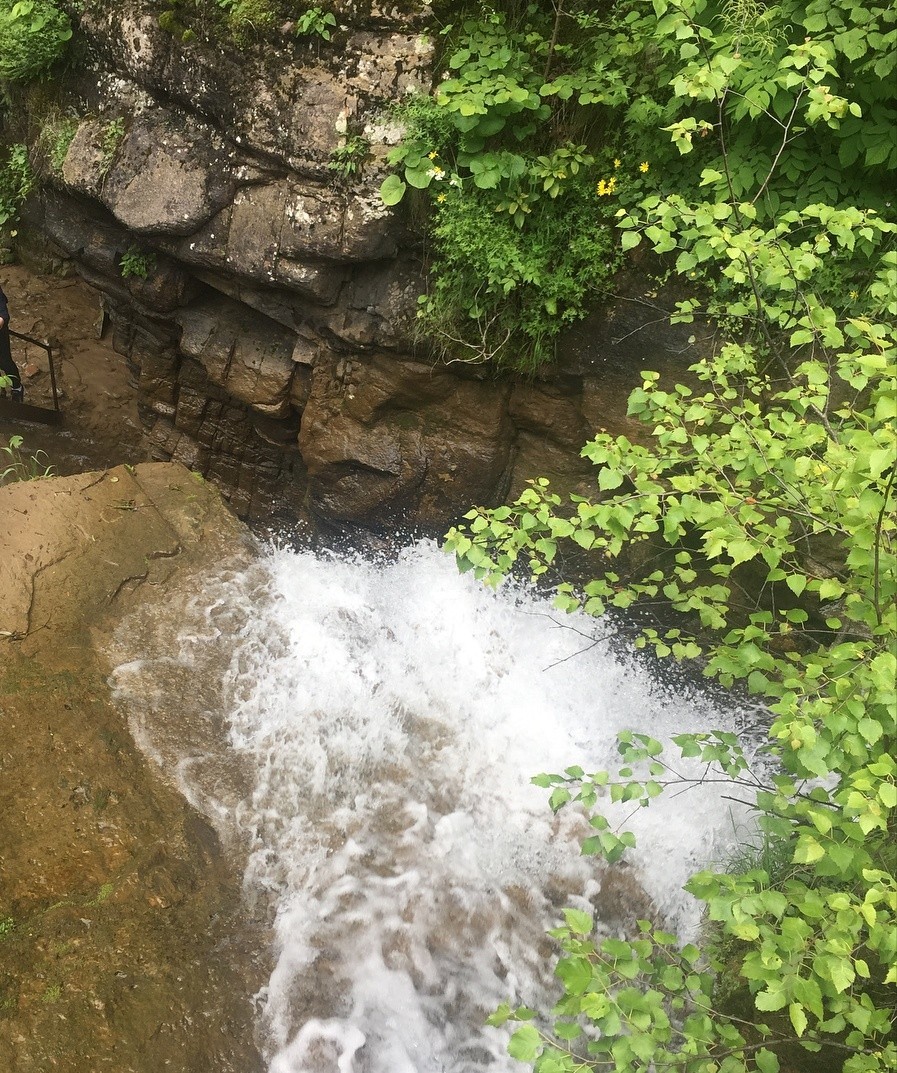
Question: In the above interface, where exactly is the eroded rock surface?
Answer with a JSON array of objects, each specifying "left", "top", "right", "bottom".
[
  {"left": 13, "top": 2, "right": 698, "bottom": 531},
  {"left": 0, "top": 463, "right": 264, "bottom": 1072}
]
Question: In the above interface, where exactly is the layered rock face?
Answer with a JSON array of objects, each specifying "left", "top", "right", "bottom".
[{"left": 20, "top": 1, "right": 691, "bottom": 530}]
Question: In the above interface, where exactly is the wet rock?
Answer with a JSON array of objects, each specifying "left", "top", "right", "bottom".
[
  {"left": 0, "top": 463, "right": 264, "bottom": 1073},
  {"left": 176, "top": 295, "right": 296, "bottom": 418},
  {"left": 299, "top": 353, "right": 514, "bottom": 525}
]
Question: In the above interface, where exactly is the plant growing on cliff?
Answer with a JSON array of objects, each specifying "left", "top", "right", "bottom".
[
  {"left": 0, "top": 0, "right": 71, "bottom": 82},
  {"left": 37, "top": 112, "right": 79, "bottom": 176},
  {"left": 0, "top": 144, "right": 34, "bottom": 227},
  {"left": 444, "top": 0, "right": 896, "bottom": 1068},
  {"left": 119, "top": 247, "right": 156, "bottom": 280},
  {"left": 215, "top": 0, "right": 277, "bottom": 41},
  {"left": 379, "top": 11, "right": 630, "bottom": 370},
  {"left": 1, "top": 434, "right": 55, "bottom": 483},
  {"left": 380, "top": 0, "right": 895, "bottom": 371},
  {"left": 328, "top": 134, "right": 370, "bottom": 180},
  {"left": 295, "top": 5, "right": 335, "bottom": 40},
  {"left": 157, "top": 3, "right": 196, "bottom": 44},
  {"left": 98, "top": 117, "right": 126, "bottom": 178}
]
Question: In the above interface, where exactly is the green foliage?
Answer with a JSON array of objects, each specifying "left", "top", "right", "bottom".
[
  {"left": 380, "top": 10, "right": 632, "bottom": 370},
  {"left": 0, "top": 0, "right": 71, "bottom": 83},
  {"left": 99, "top": 117, "right": 126, "bottom": 178},
  {"left": 154, "top": 0, "right": 336, "bottom": 47},
  {"left": 215, "top": 0, "right": 277, "bottom": 40},
  {"left": 1, "top": 435, "right": 55, "bottom": 483},
  {"left": 38, "top": 113, "right": 79, "bottom": 176},
  {"left": 0, "top": 144, "right": 35, "bottom": 228},
  {"left": 156, "top": 0, "right": 288, "bottom": 45},
  {"left": 444, "top": 0, "right": 896, "bottom": 1068},
  {"left": 295, "top": 5, "right": 335, "bottom": 40},
  {"left": 119, "top": 247, "right": 156, "bottom": 280},
  {"left": 328, "top": 134, "right": 370, "bottom": 180},
  {"left": 417, "top": 170, "right": 618, "bottom": 371},
  {"left": 157, "top": 4, "right": 196, "bottom": 43},
  {"left": 380, "top": 0, "right": 895, "bottom": 371}
]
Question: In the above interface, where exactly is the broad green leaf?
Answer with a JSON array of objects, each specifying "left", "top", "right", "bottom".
[
  {"left": 379, "top": 174, "right": 406, "bottom": 206},
  {"left": 508, "top": 1024, "right": 541, "bottom": 1061}
]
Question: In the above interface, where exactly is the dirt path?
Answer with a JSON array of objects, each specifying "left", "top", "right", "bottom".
[{"left": 0, "top": 264, "right": 146, "bottom": 476}]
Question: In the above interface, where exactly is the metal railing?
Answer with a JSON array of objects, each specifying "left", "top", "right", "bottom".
[{"left": 9, "top": 329, "right": 62, "bottom": 415}]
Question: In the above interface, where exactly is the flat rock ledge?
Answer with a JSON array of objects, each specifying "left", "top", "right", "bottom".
[{"left": 0, "top": 462, "right": 263, "bottom": 1073}]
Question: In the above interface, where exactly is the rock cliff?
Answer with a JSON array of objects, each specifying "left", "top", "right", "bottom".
[{"left": 12, "top": 0, "right": 694, "bottom": 531}]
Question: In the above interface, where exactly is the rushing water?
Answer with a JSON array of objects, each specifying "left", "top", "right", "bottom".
[{"left": 108, "top": 540, "right": 756, "bottom": 1073}]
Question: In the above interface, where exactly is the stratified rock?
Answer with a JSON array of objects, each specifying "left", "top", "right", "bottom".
[{"left": 15, "top": 2, "right": 697, "bottom": 532}]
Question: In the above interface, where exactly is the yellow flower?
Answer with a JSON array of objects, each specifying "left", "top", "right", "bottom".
[
  {"left": 436, "top": 192, "right": 447, "bottom": 203},
  {"left": 428, "top": 151, "right": 439, "bottom": 160},
  {"left": 596, "top": 179, "right": 608, "bottom": 196},
  {"left": 613, "top": 158, "right": 621, "bottom": 168},
  {"left": 639, "top": 161, "right": 649, "bottom": 173},
  {"left": 849, "top": 290, "right": 859, "bottom": 299}
]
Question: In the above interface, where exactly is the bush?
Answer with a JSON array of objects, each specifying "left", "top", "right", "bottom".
[
  {"left": 0, "top": 144, "right": 35, "bottom": 228},
  {"left": 444, "top": 1, "right": 896, "bottom": 1068},
  {"left": 0, "top": 0, "right": 71, "bottom": 83}
]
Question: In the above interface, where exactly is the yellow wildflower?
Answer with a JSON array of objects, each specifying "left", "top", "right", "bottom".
[
  {"left": 437, "top": 192, "right": 447, "bottom": 203},
  {"left": 428, "top": 151, "right": 439, "bottom": 159},
  {"left": 639, "top": 161, "right": 649, "bottom": 173},
  {"left": 849, "top": 290, "right": 859, "bottom": 299},
  {"left": 613, "top": 158, "right": 621, "bottom": 168}
]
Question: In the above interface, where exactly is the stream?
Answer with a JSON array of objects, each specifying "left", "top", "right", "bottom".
[{"left": 107, "top": 539, "right": 757, "bottom": 1073}]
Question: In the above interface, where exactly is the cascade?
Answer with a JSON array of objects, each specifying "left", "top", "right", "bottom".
[{"left": 108, "top": 540, "right": 755, "bottom": 1073}]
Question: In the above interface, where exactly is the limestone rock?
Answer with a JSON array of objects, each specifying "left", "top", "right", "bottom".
[{"left": 101, "top": 109, "right": 241, "bottom": 236}]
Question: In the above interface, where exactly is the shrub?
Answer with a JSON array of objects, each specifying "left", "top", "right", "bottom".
[
  {"left": 444, "top": 0, "right": 896, "bottom": 1068},
  {"left": 0, "top": 0, "right": 71, "bottom": 83},
  {"left": 0, "top": 144, "right": 35, "bottom": 228}
]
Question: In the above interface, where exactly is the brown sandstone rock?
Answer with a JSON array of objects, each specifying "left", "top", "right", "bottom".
[{"left": 0, "top": 463, "right": 263, "bottom": 1073}]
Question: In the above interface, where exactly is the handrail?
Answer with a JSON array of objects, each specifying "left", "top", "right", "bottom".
[{"left": 9, "top": 329, "right": 60, "bottom": 412}]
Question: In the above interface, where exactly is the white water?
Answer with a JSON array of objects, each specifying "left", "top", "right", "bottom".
[{"left": 109, "top": 540, "right": 754, "bottom": 1073}]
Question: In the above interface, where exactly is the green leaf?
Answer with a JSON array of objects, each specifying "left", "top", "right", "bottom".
[
  {"left": 508, "top": 1024, "right": 542, "bottom": 1061},
  {"left": 562, "top": 908, "right": 593, "bottom": 935},
  {"left": 786, "top": 574, "right": 807, "bottom": 596},
  {"left": 756, "top": 1048, "right": 780, "bottom": 1073},
  {"left": 789, "top": 1003, "right": 808, "bottom": 1037},
  {"left": 727, "top": 539, "right": 758, "bottom": 565},
  {"left": 379, "top": 174, "right": 406, "bottom": 206}
]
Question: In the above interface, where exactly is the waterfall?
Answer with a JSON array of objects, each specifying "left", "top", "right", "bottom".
[{"left": 108, "top": 540, "right": 755, "bottom": 1073}]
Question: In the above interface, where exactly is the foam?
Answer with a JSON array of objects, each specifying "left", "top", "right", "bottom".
[{"left": 109, "top": 539, "right": 753, "bottom": 1072}]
